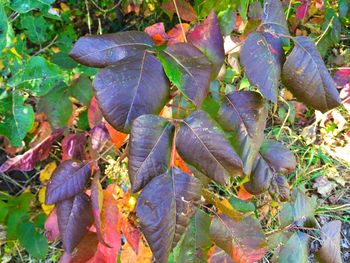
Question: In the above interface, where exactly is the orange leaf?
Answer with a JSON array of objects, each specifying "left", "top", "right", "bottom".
[
  {"left": 237, "top": 185, "right": 254, "bottom": 201},
  {"left": 105, "top": 122, "right": 128, "bottom": 149},
  {"left": 174, "top": 150, "right": 191, "bottom": 174},
  {"left": 88, "top": 97, "right": 103, "bottom": 128},
  {"left": 144, "top": 22, "right": 168, "bottom": 45},
  {"left": 161, "top": 0, "right": 197, "bottom": 22},
  {"left": 120, "top": 238, "right": 153, "bottom": 263},
  {"left": 167, "top": 23, "right": 190, "bottom": 45}
]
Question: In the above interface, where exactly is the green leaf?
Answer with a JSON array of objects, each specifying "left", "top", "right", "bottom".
[
  {"left": 20, "top": 15, "right": 49, "bottom": 44},
  {"left": 0, "top": 5, "right": 8, "bottom": 50},
  {"left": 0, "top": 201, "right": 8, "bottom": 224},
  {"left": 9, "top": 56, "right": 63, "bottom": 97},
  {"left": 278, "top": 232, "right": 308, "bottom": 263},
  {"left": 228, "top": 196, "right": 255, "bottom": 213},
  {"left": 210, "top": 215, "right": 266, "bottom": 263},
  {"left": 51, "top": 52, "right": 78, "bottom": 70},
  {"left": 339, "top": 0, "right": 349, "bottom": 18},
  {"left": 37, "top": 82, "right": 72, "bottom": 128},
  {"left": 0, "top": 92, "right": 34, "bottom": 147},
  {"left": 19, "top": 222, "right": 49, "bottom": 259},
  {"left": 7, "top": 210, "right": 29, "bottom": 240},
  {"left": 159, "top": 43, "right": 212, "bottom": 107},
  {"left": 293, "top": 190, "right": 317, "bottom": 227},
  {"left": 174, "top": 209, "right": 212, "bottom": 263},
  {"left": 10, "top": 0, "right": 54, "bottom": 13},
  {"left": 69, "top": 76, "right": 93, "bottom": 106},
  {"left": 218, "top": 8, "right": 236, "bottom": 36}
]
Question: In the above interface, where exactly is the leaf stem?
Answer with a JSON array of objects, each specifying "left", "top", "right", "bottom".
[
  {"left": 169, "top": 126, "right": 178, "bottom": 167},
  {"left": 172, "top": 0, "right": 187, "bottom": 43}
]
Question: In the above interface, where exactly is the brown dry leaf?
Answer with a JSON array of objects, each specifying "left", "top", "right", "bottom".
[{"left": 312, "top": 176, "right": 337, "bottom": 196}]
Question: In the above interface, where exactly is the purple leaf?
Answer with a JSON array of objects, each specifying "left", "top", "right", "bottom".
[
  {"left": 57, "top": 192, "right": 93, "bottom": 253},
  {"left": 176, "top": 110, "right": 243, "bottom": 184},
  {"left": 316, "top": 220, "right": 342, "bottom": 263},
  {"left": 282, "top": 37, "right": 341, "bottom": 112},
  {"left": 158, "top": 43, "right": 212, "bottom": 107},
  {"left": 136, "top": 167, "right": 202, "bottom": 262},
  {"left": 61, "top": 133, "right": 87, "bottom": 161},
  {"left": 240, "top": 32, "right": 284, "bottom": 103},
  {"left": 187, "top": 10, "right": 225, "bottom": 77},
  {"left": 218, "top": 91, "right": 267, "bottom": 176},
  {"left": 262, "top": 0, "right": 289, "bottom": 39},
  {"left": 46, "top": 160, "right": 91, "bottom": 204},
  {"left": 0, "top": 129, "right": 64, "bottom": 172},
  {"left": 90, "top": 123, "right": 110, "bottom": 152},
  {"left": 70, "top": 31, "right": 154, "bottom": 68},
  {"left": 128, "top": 115, "right": 174, "bottom": 193},
  {"left": 93, "top": 52, "right": 170, "bottom": 133}
]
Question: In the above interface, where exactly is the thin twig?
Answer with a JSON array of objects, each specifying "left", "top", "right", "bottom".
[
  {"left": 85, "top": 0, "right": 92, "bottom": 35},
  {"left": 32, "top": 35, "right": 58, "bottom": 56}
]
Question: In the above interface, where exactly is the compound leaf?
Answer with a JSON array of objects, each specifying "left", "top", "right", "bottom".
[
  {"left": 56, "top": 193, "right": 93, "bottom": 253},
  {"left": 0, "top": 92, "right": 34, "bottom": 147},
  {"left": 188, "top": 10, "right": 225, "bottom": 77},
  {"left": 176, "top": 110, "right": 243, "bottom": 185},
  {"left": 70, "top": 31, "right": 154, "bottom": 68},
  {"left": 240, "top": 32, "right": 284, "bottom": 102},
  {"left": 136, "top": 167, "right": 202, "bottom": 262},
  {"left": 210, "top": 215, "right": 266, "bottom": 263},
  {"left": 159, "top": 43, "right": 212, "bottom": 106},
  {"left": 46, "top": 160, "right": 91, "bottom": 204},
  {"left": 282, "top": 37, "right": 341, "bottom": 112},
  {"left": 93, "top": 52, "right": 170, "bottom": 133},
  {"left": 218, "top": 91, "right": 267, "bottom": 176},
  {"left": 244, "top": 140, "right": 296, "bottom": 194},
  {"left": 128, "top": 115, "right": 174, "bottom": 193},
  {"left": 315, "top": 220, "right": 342, "bottom": 263}
]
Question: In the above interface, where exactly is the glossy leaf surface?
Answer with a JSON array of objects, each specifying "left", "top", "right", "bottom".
[
  {"left": 57, "top": 193, "right": 93, "bottom": 253},
  {"left": 244, "top": 140, "right": 296, "bottom": 194},
  {"left": 188, "top": 10, "right": 225, "bottom": 77},
  {"left": 262, "top": 0, "right": 289, "bottom": 39},
  {"left": 70, "top": 31, "right": 154, "bottom": 67},
  {"left": 176, "top": 110, "right": 243, "bottom": 184},
  {"left": 46, "top": 160, "right": 91, "bottom": 204},
  {"left": 210, "top": 215, "right": 266, "bottom": 263},
  {"left": 128, "top": 115, "right": 174, "bottom": 193},
  {"left": 282, "top": 37, "right": 341, "bottom": 112},
  {"left": 93, "top": 52, "right": 170, "bottom": 133},
  {"left": 136, "top": 167, "right": 202, "bottom": 262},
  {"left": 218, "top": 91, "right": 267, "bottom": 176},
  {"left": 159, "top": 43, "right": 212, "bottom": 106},
  {"left": 240, "top": 32, "right": 284, "bottom": 102}
]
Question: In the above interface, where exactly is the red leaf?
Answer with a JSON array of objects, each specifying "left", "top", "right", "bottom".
[
  {"left": 121, "top": 216, "right": 140, "bottom": 254},
  {"left": 0, "top": 129, "right": 64, "bottom": 172},
  {"left": 89, "top": 185, "right": 122, "bottom": 262},
  {"left": 29, "top": 120, "right": 53, "bottom": 148},
  {"left": 45, "top": 209, "right": 60, "bottom": 242},
  {"left": 167, "top": 23, "right": 190, "bottom": 45},
  {"left": 105, "top": 122, "right": 128, "bottom": 149},
  {"left": 70, "top": 231, "right": 99, "bottom": 262},
  {"left": 144, "top": 23, "right": 168, "bottom": 45},
  {"left": 187, "top": 10, "right": 225, "bottom": 77},
  {"left": 91, "top": 173, "right": 109, "bottom": 247},
  {"left": 296, "top": 1, "right": 310, "bottom": 20},
  {"left": 61, "top": 133, "right": 87, "bottom": 161},
  {"left": 88, "top": 97, "right": 103, "bottom": 128},
  {"left": 237, "top": 185, "right": 254, "bottom": 200},
  {"left": 161, "top": 0, "right": 197, "bottom": 22},
  {"left": 334, "top": 68, "right": 350, "bottom": 87}
]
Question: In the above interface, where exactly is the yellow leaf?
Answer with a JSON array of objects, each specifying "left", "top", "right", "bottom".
[
  {"left": 40, "top": 162, "right": 57, "bottom": 184},
  {"left": 9, "top": 47, "right": 22, "bottom": 59},
  {"left": 120, "top": 239, "right": 152, "bottom": 263},
  {"left": 38, "top": 187, "right": 55, "bottom": 215},
  {"left": 60, "top": 2, "right": 70, "bottom": 11}
]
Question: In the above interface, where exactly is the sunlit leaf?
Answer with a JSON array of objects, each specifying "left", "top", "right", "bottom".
[
  {"left": 128, "top": 115, "right": 174, "bottom": 193},
  {"left": 188, "top": 10, "right": 225, "bottom": 77},
  {"left": 136, "top": 167, "right": 202, "bottom": 262},
  {"left": 0, "top": 92, "right": 34, "bottom": 147},
  {"left": 159, "top": 43, "right": 212, "bottom": 106},
  {"left": 0, "top": 129, "right": 63, "bottom": 172},
  {"left": 46, "top": 160, "right": 91, "bottom": 204},
  {"left": 176, "top": 110, "right": 243, "bottom": 184},
  {"left": 315, "top": 220, "right": 342, "bottom": 263},
  {"left": 282, "top": 37, "right": 341, "bottom": 112},
  {"left": 70, "top": 31, "right": 154, "bottom": 67},
  {"left": 210, "top": 215, "right": 266, "bottom": 263},
  {"left": 93, "top": 52, "right": 170, "bottom": 132}
]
